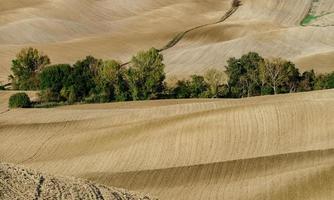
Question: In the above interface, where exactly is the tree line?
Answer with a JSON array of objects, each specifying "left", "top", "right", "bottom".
[{"left": 7, "top": 47, "right": 334, "bottom": 107}]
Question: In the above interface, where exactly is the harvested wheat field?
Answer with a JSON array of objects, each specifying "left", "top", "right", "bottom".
[
  {"left": 1, "top": 0, "right": 334, "bottom": 199},
  {"left": 1, "top": 89, "right": 334, "bottom": 199},
  {"left": 1, "top": 0, "right": 334, "bottom": 82}
]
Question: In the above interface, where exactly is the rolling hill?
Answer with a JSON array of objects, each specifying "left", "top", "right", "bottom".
[
  {"left": 1, "top": 89, "right": 334, "bottom": 199},
  {"left": 1, "top": 0, "right": 334, "bottom": 199},
  {"left": 0, "top": 0, "right": 334, "bottom": 82}
]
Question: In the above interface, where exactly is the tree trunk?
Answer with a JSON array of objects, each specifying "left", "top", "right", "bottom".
[{"left": 273, "top": 83, "right": 277, "bottom": 95}]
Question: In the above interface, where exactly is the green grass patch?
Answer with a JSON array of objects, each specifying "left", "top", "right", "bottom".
[{"left": 301, "top": 14, "right": 318, "bottom": 26}]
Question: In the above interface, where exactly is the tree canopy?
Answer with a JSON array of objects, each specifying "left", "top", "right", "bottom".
[
  {"left": 259, "top": 58, "right": 300, "bottom": 94},
  {"left": 39, "top": 64, "right": 72, "bottom": 101},
  {"left": 128, "top": 48, "right": 166, "bottom": 100},
  {"left": 8, "top": 48, "right": 334, "bottom": 107},
  {"left": 226, "top": 52, "right": 264, "bottom": 97},
  {"left": 10, "top": 47, "right": 50, "bottom": 90}
]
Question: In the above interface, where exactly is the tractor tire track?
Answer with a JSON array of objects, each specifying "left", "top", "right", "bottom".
[
  {"left": 121, "top": 0, "right": 241, "bottom": 67},
  {"left": 159, "top": 0, "right": 241, "bottom": 51},
  {"left": 18, "top": 121, "right": 69, "bottom": 164}
]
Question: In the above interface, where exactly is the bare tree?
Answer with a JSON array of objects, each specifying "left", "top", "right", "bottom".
[
  {"left": 205, "top": 69, "right": 227, "bottom": 97},
  {"left": 259, "top": 58, "right": 289, "bottom": 94}
]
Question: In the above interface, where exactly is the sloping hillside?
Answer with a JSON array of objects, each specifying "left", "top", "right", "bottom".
[
  {"left": 1, "top": 89, "right": 334, "bottom": 199},
  {"left": 1, "top": 1, "right": 334, "bottom": 199},
  {"left": 0, "top": 0, "right": 334, "bottom": 82},
  {"left": 0, "top": 162, "right": 156, "bottom": 200}
]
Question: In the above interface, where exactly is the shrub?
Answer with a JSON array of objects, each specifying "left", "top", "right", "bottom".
[
  {"left": 260, "top": 86, "right": 274, "bottom": 95},
  {"left": 9, "top": 93, "right": 31, "bottom": 108}
]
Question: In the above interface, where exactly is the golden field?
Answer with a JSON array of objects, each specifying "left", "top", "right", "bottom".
[
  {"left": 1, "top": 89, "right": 334, "bottom": 199},
  {"left": 1, "top": 0, "right": 334, "bottom": 199}
]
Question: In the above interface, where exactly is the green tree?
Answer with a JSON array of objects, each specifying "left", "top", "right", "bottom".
[
  {"left": 98, "top": 60, "right": 129, "bottom": 101},
  {"left": 315, "top": 72, "right": 334, "bottom": 90},
  {"left": 9, "top": 93, "right": 31, "bottom": 108},
  {"left": 225, "top": 52, "right": 263, "bottom": 97},
  {"left": 39, "top": 64, "right": 72, "bottom": 102},
  {"left": 189, "top": 75, "right": 208, "bottom": 98},
  {"left": 68, "top": 56, "right": 101, "bottom": 101},
  {"left": 172, "top": 80, "right": 192, "bottom": 99},
  {"left": 128, "top": 48, "right": 166, "bottom": 100},
  {"left": 10, "top": 47, "right": 50, "bottom": 90},
  {"left": 326, "top": 73, "right": 334, "bottom": 89}
]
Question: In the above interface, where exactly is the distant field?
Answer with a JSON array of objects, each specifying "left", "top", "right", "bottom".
[
  {"left": 1, "top": 89, "right": 334, "bottom": 199},
  {"left": 0, "top": 0, "right": 334, "bottom": 82}
]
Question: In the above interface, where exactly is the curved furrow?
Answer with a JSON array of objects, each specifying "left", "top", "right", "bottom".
[{"left": 82, "top": 148, "right": 334, "bottom": 200}]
